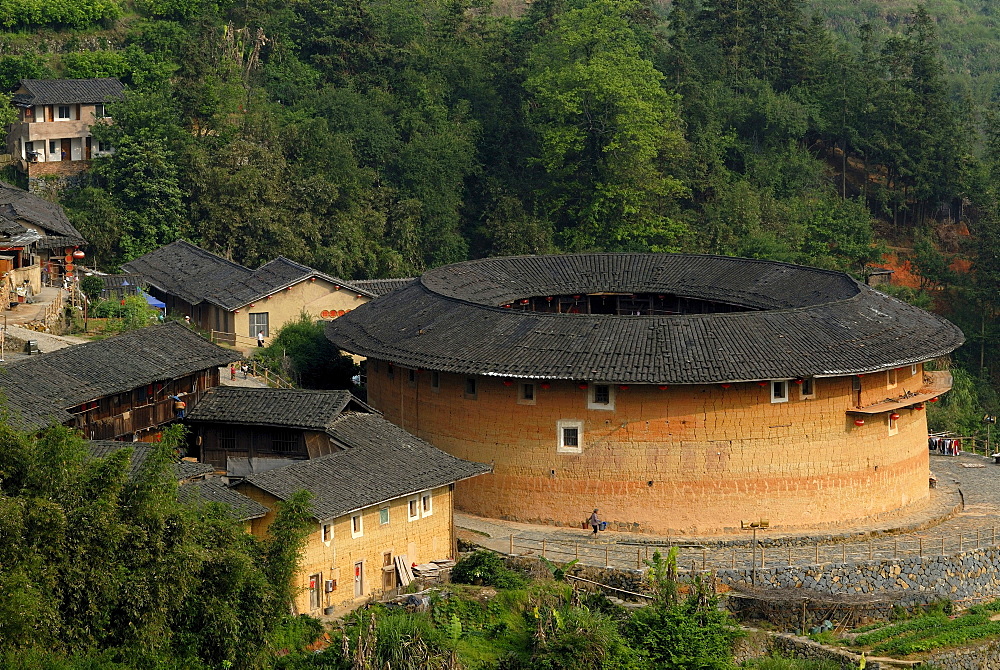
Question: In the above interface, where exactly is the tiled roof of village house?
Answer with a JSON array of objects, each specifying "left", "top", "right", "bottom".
[
  {"left": 326, "top": 253, "right": 966, "bottom": 384},
  {"left": 13, "top": 78, "right": 125, "bottom": 106},
  {"left": 350, "top": 278, "right": 417, "bottom": 297},
  {"left": 186, "top": 387, "right": 372, "bottom": 429},
  {"left": 0, "top": 181, "right": 87, "bottom": 245},
  {"left": 0, "top": 322, "right": 236, "bottom": 430},
  {"left": 123, "top": 240, "right": 376, "bottom": 309},
  {"left": 86, "top": 440, "right": 216, "bottom": 480},
  {"left": 239, "top": 412, "right": 491, "bottom": 521},
  {"left": 178, "top": 479, "right": 269, "bottom": 521}
]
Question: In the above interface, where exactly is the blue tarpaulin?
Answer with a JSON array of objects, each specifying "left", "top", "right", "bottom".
[{"left": 141, "top": 290, "right": 165, "bottom": 309}]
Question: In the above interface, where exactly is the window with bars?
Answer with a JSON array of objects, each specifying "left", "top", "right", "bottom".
[{"left": 270, "top": 431, "right": 299, "bottom": 453}]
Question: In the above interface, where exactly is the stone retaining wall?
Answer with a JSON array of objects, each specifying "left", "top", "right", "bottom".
[
  {"left": 714, "top": 547, "right": 1000, "bottom": 608},
  {"left": 734, "top": 630, "right": 881, "bottom": 670},
  {"left": 923, "top": 637, "right": 1000, "bottom": 670}
]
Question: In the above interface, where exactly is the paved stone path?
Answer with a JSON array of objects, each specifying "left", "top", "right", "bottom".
[
  {"left": 218, "top": 366, "right": 269, "bottom": 388},
  {"left": 457, "top": 453, "right": 1000, "bottom": 572}
]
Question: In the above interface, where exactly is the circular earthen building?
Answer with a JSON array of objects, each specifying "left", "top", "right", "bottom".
[{"left": 327, "top": 254, "right": 964, "bottom": 535}]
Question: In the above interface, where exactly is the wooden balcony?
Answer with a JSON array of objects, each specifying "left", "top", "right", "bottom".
[{"left": 848, "top": 370, "right": 953, "bottom": 415}]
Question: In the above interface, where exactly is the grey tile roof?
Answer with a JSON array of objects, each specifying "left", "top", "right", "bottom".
[
  {"left": 239, "top": 412, "right": 491, "bottom": 520},
  {"left": 326, "top": 253, "right": 966, "bottom": 384},
  {"left": 185, "top": 387, "right": 364, "bottom": 429},
  {"left": 124, "top": 240, "right": 375, "bottom": 310},
  {"left": 0, "top": 322, "right": 236, "bottom": 430},
  {"left": 350, "top": 278, "right": 417, "bottom": 297},
  {"left": 0, "top": 181, "right": 86, "bottom": 245},
  {"left": 13, "top": 78, "right": 125, "bottom": 106},
  {"left": 87, "top": 440, "right": 215, "bottom": 480},
  {"left": 178, "top": 479, "right": 269, "bottom": 521}
]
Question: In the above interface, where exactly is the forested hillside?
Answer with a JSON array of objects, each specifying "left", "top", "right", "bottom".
[{"left": 3, "top": 0, "right": 1000, "bottom": 427}]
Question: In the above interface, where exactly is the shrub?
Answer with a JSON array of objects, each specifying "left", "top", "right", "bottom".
[{"left": 451, "top": 551, "right": 528, "bottom": 589}]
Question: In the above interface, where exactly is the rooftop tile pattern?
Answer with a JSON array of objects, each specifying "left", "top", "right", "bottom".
[
  {"left": 0, "top": 181, "right": 86, "bottom": 244},
  {"left": 178, "top": 479, "right": 269, "bottom": 521},
  {"left": 240, "top": 412, "right": 491, "bottom": 520},
  {"left": 326, "top": 254, "right": 966, "bottom": 384},
  {"left": 13, "top": 78, "right": 125, "bottom": 106},
  {"left": 186, "top": 387, "right": 359, "bottom": 429},
  {"left": 124, "top": 240, "right": 375, "bottom": 309},
  {"left": 350, "top": 278, "right": 417, "bottom": 297},
  {"left": 87, "top": 440, "right": 215, "bottom": 480},
  {"left": 0, "top": 322, "right": 236, "bottom": 429}
]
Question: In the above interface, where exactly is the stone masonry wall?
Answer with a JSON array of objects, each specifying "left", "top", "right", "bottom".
[
  {"left": 368, "top": 362, "right": 931, "bottom": 535},
  {"left": 923, "top": 636, "right": 1000, "bottom": 670},
  {"left": 734, "top": 630, "right": 881, "bottom": 670}
]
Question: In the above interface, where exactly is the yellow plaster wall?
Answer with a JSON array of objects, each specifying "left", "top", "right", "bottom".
[
  {"left": 232, "top": 279, "right": 369, "bottom": 344},
  {"left": 237, "top": 483, "right": 455, "bottom": 617},
  {"left": 367, "top": 363, "right": 933, "bottom": 536}
]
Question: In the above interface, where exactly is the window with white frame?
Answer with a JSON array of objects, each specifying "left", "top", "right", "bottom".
[
  {"left": 57, "top": 105, "right": 70, "bottom": 119},
  {"left": 407, "top": 496, "right": 420, "bottom": 521},
  {"left": 379, "top": 506, "right": 390, "bottom": 525},
  {"left": 771, "top": 380, "right": 789, "bottom": 404},
  {"left": 911, "top": 364, "right": 918, "bottom": 376},
  {"left": 518, "top": 382, "right": 536, "bottom": 405},
  {"left": 421, "top": 492, "right": 433, "bottom": 517},
  {"left": 321, "top": 523, "right": 332, "bottom": 544},
  {"left": 249, "top": 312, "right": 269, "bottom": 337},
  {"left": 588, "top": 384, "right": 615, "bottom": 410},
  {"left": 94, "top": 103, "right": 105, "bottom": 118},
  {"left": 557, "top": 420, "right": 583, "bottom": 453},
  {"left": 799, "top": 378, "right": 815, "bottom": 399},
  {"left": 351, "top": 513, "right": 363, "bottom": 538}
]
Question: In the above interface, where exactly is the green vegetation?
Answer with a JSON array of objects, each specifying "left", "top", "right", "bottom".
[
  {"left": 253, "top": 314, "right": 358, "bottom": 389},
  {"left": 452, "top": 550, "right": 530, "bottom": 589},
  {"left": 0, "top": 422, "right": 315, "bottom": 669},
  {"left": 85, "top": 293, "right": 160, "bottom": 332}
]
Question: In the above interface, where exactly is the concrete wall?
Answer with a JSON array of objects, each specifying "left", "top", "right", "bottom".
[
  {"left": 367, "top": 363, "right": 932, "bottom": 535},
  {"left": 238, "top": 483, "right": 455, "bottom": 617}
]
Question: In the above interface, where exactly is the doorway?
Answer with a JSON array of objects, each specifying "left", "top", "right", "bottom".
[
  {"left": 354, "top": 562, "right": 364, "bottom": 597},
  {"left": 60, "top": 138, "right": 71, "bottom": 161}
]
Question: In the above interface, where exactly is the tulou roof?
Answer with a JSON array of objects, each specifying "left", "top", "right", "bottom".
[
  {"left": 186, "top": 387, "right": 372, "bottom": 430},
  {"left": 13, "top": 78, "right": 125, "bottom": 106},
  {"left": 0, "top": 322, "right": 236, "bottom": 430},
  {"left": 326, "top": 254, "right": 966, "bottom": 384},
  {"left": 123, "top": 240, "right": 376, "bottom": 310},
  {"left": 350, "top": 278, "right": 417, "bottom": 297},
  {"left": 0, "top": 181, "right": 87, "bottom": 246},
  {"left": 239, "top": 412, "right": 491, "bottom": 521}
]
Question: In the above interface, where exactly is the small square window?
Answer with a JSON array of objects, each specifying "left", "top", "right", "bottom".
[
  {"left": 799, "top": 378, "right": 815, "bottom": 399},
  {"left": 57, "top": 105, "right": 70, "bottom": 119},
  {"left": 587, "top": 383, "right": 615, "bottom": 410},
  {"left": 431, "top": 371, "right": 440, "bottom": 391},
  {"left": 49, "top": 140, "right": 57, "bottom": 154},
  {"left": 321, "top": 523, "right": 332, "bottom": 543},
  {"left": 408, "top": 497, "right": 420, "bottom": 521},
  {"left": 911, "top": 364, "right": 918, "bottom": 376},
  {"left": 351, "top": 513, "right": 363, "bottom": 538},
  {"left": 557, "top": 420, "right": 583, "bottom": 453},
  {"left": 379, "top": 507, "right": 390, "bottom": 525},
  {"left": 421, "top": 492, "right": 433, "bottom": 517},
  {"left": 887, "top": 368, "right": 897, "bottom": 388},
  {"left": 465, "top": 377, "right": 477, "bottom": 398},
  {"left": 94, "top": 103, "right": 105, "bottom": 118},
  {"left": 771, "top": 381, "right": 789, "bottom": 404},
  {"left": 518, "top": 382, "right": 536, "bottom": 405}
]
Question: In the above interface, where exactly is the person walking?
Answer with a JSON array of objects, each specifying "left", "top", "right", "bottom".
[
  {"left": 257, "top": 330, "right": 265, "bottom": 347},
  {"left": 241, "top": 362, "right": 248, "bottom": 379},
  {"left": 230, "top": 363, "right": 236, "bottom": 380},
  {"left": 588, "top": 509, "right": 601, "bottom": 536}
]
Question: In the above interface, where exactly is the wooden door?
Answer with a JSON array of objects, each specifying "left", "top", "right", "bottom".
[
  {"left": 61, "top": 138, "right": 71, "bottom": 161},
  {"left": 85, "top": 137, "right": 92, "bottom": 159}
]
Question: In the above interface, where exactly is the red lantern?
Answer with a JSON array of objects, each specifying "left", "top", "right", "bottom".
[
  {"left": 721, "top": 383, "right": 732, "bottom": 389},
  {"left": 854, "top": 418, "right": 865, "bottom": 427},
  {"left": 578, "top": 382, "right": 588, "bottom": 390},
  {"left": 890, "top": 413, "right": 901, "bottom": 421},
  {"left": 618, "top": 385, "right": 629, "bottom": 391},
  {"left": 334, "top": 285, "right": 341, "bottom": 290},
  {"left": 520, "top": 299, "right": 530, "bottom": 305},
  {"left": 914, "top": 404, "right": 924, "bottom": 411},
  {"left": 540, "top": 382, "right": 551, "bottom": 390},
  {"left": 930, "top": 397, "right": 939, "bottom": 403},
  {"left": 321, "top": 310, "right": 330, "bottom": 318},
  {"left": 310, "top": 277, "right": 316, "bottom": 281},
  {"left": 502, "top": 379, "right": 513, "bottom": 387},
  {"left": 758, "top": 381, "right": 768, "bottom": 387},
  {"left": 65, "top": 263, "right": 74, "bottom": 272},
  {"left": 546, "top": 296, "right": 553, "bottom": 301},
  {"left": 658, "top": 385, "right": 669, "bottom": 390},
  {"left": 503, "top": 304, "right": 511, "bottom": 309},
  {"left": 573, "top": 295, "right": 581, "bottom": 300},
  {"left": 794, "top": 379, "right": 804, "bottom": 385},
  {"left": 72, "top": 249, "right": 85, "bottom": 260}
]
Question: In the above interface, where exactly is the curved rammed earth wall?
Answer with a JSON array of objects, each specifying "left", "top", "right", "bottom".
[{"left": 367, "top": 362, "right": 931, "bottom": 535}]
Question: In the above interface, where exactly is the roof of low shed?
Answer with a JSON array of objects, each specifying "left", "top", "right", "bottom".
[
  {"left": 178, "top": 479, "right": 269, "bottom": 521},
  {"left": 14, "top": 78, "right": 125, "bottom": 105},
  {"left": 0, "top": 322, "right": 236, "bottom": 429},
  {"left": 239, "top": 412, "right": 491, "bottom": 520},
  {"left": 86, "top": 440, "right": 216, "bottom": 480},
  {"left": 124, "top": 240, "right": 376, "bottom": 309},
  {"left": 325, "top": 253, "right": 965, "bottom": 384},
  {"left": 186, "top": 387, "right": 364, "bottom": 429},
  {"left": 0, "top": 181, "right": 87, "bottom": 245}
]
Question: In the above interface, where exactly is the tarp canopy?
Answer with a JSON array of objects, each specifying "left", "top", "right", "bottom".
[{"left": 141, "top": 290, "right": 165, "bottom": 309}]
